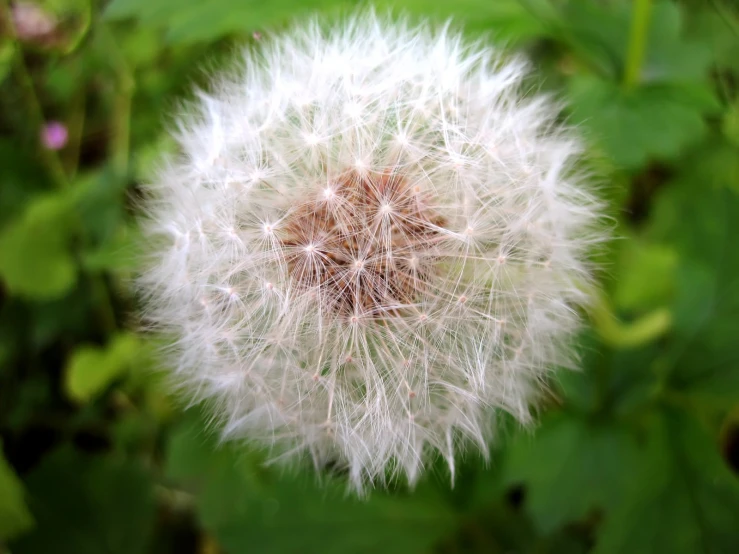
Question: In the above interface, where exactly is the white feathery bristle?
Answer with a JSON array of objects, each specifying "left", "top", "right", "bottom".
[{"left": 137, "top": 10, "right": 604, "bottom": 492}]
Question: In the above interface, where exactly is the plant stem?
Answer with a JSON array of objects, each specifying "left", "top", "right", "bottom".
[
  {"left": 90, "top": 272, "right": 118, "bottom": 332},
  {"left": 2, "top": 0, "right": 120, "bottom": 333},
  {"left": 98, "top": 25, "right": 134, "bottom": 177},
  {"left": 590, "top": 292, "right": 672, "bottom": 349},
  {"left": 65, "top": 89, "right": 87, "bottom": 179},
  {"left": 2, "top": 0, "right": 68, "bottom": 188},
  {"left": 623, "top": 0, "right": 652, "bottom": 89},
  {"left": 111, "top": 82, "right": 133, "bottom": 177}
]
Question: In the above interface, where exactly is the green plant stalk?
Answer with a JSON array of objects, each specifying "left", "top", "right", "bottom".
[
  {"left": 623, "top": 0, "right": 652, "bottom": 89},
  {"left": 65, "top": 89, "right": 86, "bottom": 179},
  {"left": 2, "top": 0, "right": 68, "bottom": 187},
  {"left": 111, "top": 86, "right": 133, "bottom": 176},
  {"left": 2, "top": 0, "right": 70, "bottom": 189},
  {"left": 2, "top": 0, "right": 119, "bottom": 333},
  {"left": 590, "top": 293, "right": 672, "bottom": 349},
  {"left": 90, "top": 271, "right": 118, "bottom": 332},
  {"left": 98, "top": 25, "right": 135, "bottom": 177},
  {"left": 95, "top": 26, "right": 135, "bottom": 333},
  {"left": 60, "top": 0, "right": 92, "bottom": 55}
]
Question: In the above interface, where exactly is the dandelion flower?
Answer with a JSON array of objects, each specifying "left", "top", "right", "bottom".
[{"left": 138, "top": 11, "right": 602, "bottom": 491}]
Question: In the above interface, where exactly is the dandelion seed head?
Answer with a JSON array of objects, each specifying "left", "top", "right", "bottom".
[{"left": 137, "top": 10, "right": 603, "bottom": 492}]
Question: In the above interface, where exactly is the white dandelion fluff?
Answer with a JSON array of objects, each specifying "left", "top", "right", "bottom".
[{"left": 138, "top": 11, "right": 603, "bottom": 491}]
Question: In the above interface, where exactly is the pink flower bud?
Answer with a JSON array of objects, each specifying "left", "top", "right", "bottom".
[{"left": 11, "top": 2, "right": 57, "bottom": 43}]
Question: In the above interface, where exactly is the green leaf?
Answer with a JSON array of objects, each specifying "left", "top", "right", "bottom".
[
  {"left": 105, "top": 0, "right": 353, "bottom": 43},
  {"left": 41, "top": 0, "right": 92, "bottom": 53},
  {"left": 9, "top": 448, "right": 156, "bottom": 554},
  {"left": 674, "top": 138, "right": 739, "bottom": 193},
  {"left": 3, "top": 373, "right": 53, "bottom": 431},
  {"left": 557, "top": 331, "right": 660, "bottom": 417},
  {"left": 594, "top": 410, "right": 739, "bottom": 554},
  {"left": 613, "top": 237, "right": 677, "bottom": 312},
  {"left": 0, "top": 140, "right": 53, "bottom": 223},
  {"left": 82, "top": 225, "right": 141, "bottom": 273},
  {"left": 555, "top": 0, "right": 632, "bottom": 79},
  {"left": 639, "top": 1, "right": 712, "bottom": 82},
  {"left": 104, "top": 0, "right": 558, "bottom": 45},
  {"left": 387, "top": 0, "right": 558, "bottom": 40},
  {"left": 0, "top": 193, "right": 77, "bottom": 300},
  {"left": 556, "top": 0, "right": 717, "bottom": 170},
  {"left": 648, "top": 177, "right": 739, "bottom": 408},
  {"left": 559, "top": 0, "right": 711, "bottom": 81},
  {"left": 165, "top": 412, "right": 458, "bottom": 554},
  {"left": 684, "top": 3, "right": 739, "bottom": 71},
  {"left": 568, "top": 76, "right": 718, "bottom": 169},
  {"left": 0, "top": 441, "right": 34, "bottom": 541},
  {"left": 71, "top": 169, "right": 129, "bottom": 246},
  {"left": 132, "top": 134, "right": 178, "bottom": 181},
  {"left": 64, "top": 333, "right": 144, "bottom": 402},
  {"left": 0, "top": 40, "right": 14, "bottom": 85},
  {"left": 503, "top": 414, "right": 639, "bottom": 532},
  {"left": 723, "top": 103, "right": 739, "bottom": 148}
]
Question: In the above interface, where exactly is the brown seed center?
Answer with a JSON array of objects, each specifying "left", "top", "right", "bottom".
[{"left": 279, "top": 170, "right": 446, "bottom": 319}]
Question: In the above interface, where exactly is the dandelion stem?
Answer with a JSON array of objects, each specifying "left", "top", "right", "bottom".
[{"left": 623, "top": 0, "right": 652, "bottom": 89}]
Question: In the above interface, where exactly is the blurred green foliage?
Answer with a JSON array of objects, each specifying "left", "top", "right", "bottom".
[{"left": 1, "top": 0, "right": 739, "bottom": 552}]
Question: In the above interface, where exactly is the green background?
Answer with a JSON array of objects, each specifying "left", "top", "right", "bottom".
[{"left": 2, "top": 0, "right": 739, "bottom": 552}]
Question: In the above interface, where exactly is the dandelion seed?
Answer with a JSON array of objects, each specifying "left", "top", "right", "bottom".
[{"left": 137, "top": 10, "right": 603, "bottom": 492}]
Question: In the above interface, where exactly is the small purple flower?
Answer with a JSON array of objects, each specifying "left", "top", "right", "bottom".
[{"left": 40, "top": 121, "right": 68, "bottom": 150}]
